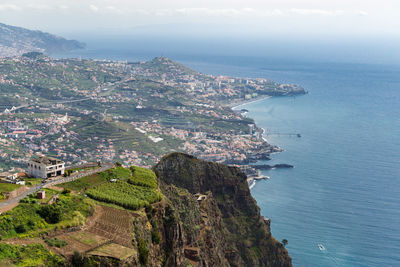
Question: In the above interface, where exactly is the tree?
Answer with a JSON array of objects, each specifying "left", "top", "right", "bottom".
[
  {"left": 15, "top": 224, "right": 26, "bottom": 233},
  {"left": 281, "top": 239, "right": 288, "bottom": 247},
  {"left": 37, "top": 204, "right": 62, "bottom": 224}
]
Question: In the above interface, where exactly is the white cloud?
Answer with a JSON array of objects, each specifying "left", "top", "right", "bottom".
[
  {"left": 357, "top": 10, "right": 369, "bottom": 16},
  {"left": 0, "top": 4, "right": 21, "bottom": 11},
  {"left": 289, "top": 8, "right": 345, "bottom": 16},
  {"left": 89, "top": 5, "right": 99, "bottom": 12},
  {"left": 128, "top": 7, "right": 367, "bottom": 18},
  {"left": 0, "top": 0, "right": 395, "bottom": 39},
  {"left": 27, "top": 4, "right": 53, "bottom": 11}
]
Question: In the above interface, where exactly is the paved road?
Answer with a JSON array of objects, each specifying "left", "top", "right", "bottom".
[
  {"left": 44, "top": 163, "right": 114, "bottom": 187},
  {"left": 0, "top": 163, "right": 115, "bottom": 210}
]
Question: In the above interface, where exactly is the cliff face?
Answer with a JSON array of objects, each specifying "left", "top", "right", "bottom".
[{"left": 153, "top": 153, "right": 291, "bottom": 267}]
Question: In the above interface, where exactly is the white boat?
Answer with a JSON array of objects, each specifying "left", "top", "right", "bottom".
[{"left": 318, "top": 244, "right": 326, "bottom": 251}]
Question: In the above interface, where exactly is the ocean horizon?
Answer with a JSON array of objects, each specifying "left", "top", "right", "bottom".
[{"left": 55, "top": 41, "right": 400, "bottom": 266}]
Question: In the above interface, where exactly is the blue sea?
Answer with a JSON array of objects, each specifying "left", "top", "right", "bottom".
[{"left": 57, "top": 40, "right": 400, "bottom": 266}]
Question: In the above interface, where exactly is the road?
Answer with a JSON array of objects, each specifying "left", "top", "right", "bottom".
[
  {"left": 0, "top": 163, "right": 115, "bottom": 212},
  {"left": 44, "top": 163, "right": 114, "bottom": 187}
]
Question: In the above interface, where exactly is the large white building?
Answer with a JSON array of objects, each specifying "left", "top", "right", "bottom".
[{"left": 28, "top": 156, "right": 65, "bottom": 179}]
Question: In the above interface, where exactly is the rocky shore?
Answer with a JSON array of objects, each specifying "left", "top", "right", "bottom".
[{"left": 227, "top": 93, "right": 301, "bottom": 188}]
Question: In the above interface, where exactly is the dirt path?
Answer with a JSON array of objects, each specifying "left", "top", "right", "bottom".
[{"left": 0, "top": 202, "right": 18, "bottom": 213}]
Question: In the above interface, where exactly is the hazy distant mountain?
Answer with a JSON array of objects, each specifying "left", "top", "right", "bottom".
[{"left": 0, "top": 22, "right": 85, "bottom": 57}]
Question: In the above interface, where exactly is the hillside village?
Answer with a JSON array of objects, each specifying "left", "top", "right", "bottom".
[{"left": 0, "top": 56, "right": 305, "bottom": 173}]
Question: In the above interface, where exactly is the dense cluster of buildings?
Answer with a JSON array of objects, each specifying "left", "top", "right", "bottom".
[{"left": 0, "top": 56, "right": 303, "bottom": 171}]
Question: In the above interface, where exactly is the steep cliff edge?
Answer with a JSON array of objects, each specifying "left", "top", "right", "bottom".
[
  {"left": 0, "top": 155, "right": 290, "bottom": 266},
  {"left": 154, "top": 152, "right": 291, "bottom": 267}
]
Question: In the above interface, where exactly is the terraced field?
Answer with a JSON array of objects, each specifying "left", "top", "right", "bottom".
[
  {"left": 53, "top": 205, "right": 135, "bottom": 256},
  {"left": 87, "top": 206, "right": 133, "bottom": 248},
  {"left": 86, "top": 181, "right": 162, "bottom": 210},
  {"left": 61, "top": 166, "right": 162, "bottom": 210}
]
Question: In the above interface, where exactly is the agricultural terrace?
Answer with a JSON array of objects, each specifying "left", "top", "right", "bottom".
[
  {"left": 0, "top": 191, "right": 94, "bottom": 239},
  {"left": 60, "top": 166, "right": 162, "bottom": 210}
]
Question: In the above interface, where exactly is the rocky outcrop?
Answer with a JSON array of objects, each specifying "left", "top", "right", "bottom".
[
  {"left": 154, "top": 152, "right": 292, "bottom": 267},
  {"left": 252, "top": 164, "right": 294, "bottom": 170}
]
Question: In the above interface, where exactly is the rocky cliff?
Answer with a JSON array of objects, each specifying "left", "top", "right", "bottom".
[
  {"left": 153, "top": 152, "right": 291, "bottom": 267},
  {"left": 0, "top": 152, "right": 290, "bottom": 267}
]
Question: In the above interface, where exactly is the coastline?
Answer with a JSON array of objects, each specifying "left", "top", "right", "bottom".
[
  {"left": 229, "top": 95, "right": 271, "bottom": 110},
  {"left": 227, "top": 95, "right": 277, "bottom": 189}
]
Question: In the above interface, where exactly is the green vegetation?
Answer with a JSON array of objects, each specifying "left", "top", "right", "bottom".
[
  {"left": 0, "top": 183, "right": 22, "bottom": 201},
  {"left": 86, "top": 181, "right": 162, "bottom": 210},
  {"left": 23, "top": 178, "right": 42, "bottom": 186},
  {"left": 22, "top": 52, "right": 44, "bottom": 59},
  {"left": 69, "top": 232, "right": 108, "bottom": 246},
  {"left": 138, "top": 238, "right": 149, "bottom": 265},
  {"left": 0, "top": 243, "right": 64, "bottom": 266},
  {"left": 60, "top": 166, "right": 132, "bottom": 191},
  {"left": 45, "top": 238, "right": 68, "bottom": 248},
  {"left": 0, "top": 183, "right": 21, "bottom": 200},
  {"left": 151, "top": 230, "right": 161, "bottom": 244},
  {"left": 0, "top": 194, "right": 94, "bottom": 239},
  {"left": 128, "top": 166, "right": 158, "bottom": 188},
  {"left": 59, "top": 173, "right": 107, "bottom": 191},
  {"left": 37, "top": 204, "right": 62, "bottom": 224},
  {"left": 67, "top": 118, "right": 180, "bottom": 157},
  {"left": 61, "top": 166, "right": 161, "bottom": 210}
]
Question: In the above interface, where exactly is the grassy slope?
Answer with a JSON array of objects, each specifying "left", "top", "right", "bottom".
[{"left": 61, "top": 166, "right": 162, "bottom": 210}]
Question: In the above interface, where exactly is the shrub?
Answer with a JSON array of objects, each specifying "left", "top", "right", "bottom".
[
  {"left": 0, "top": 243, "right": 64, "bottom": 266},
  {"left": 45, "top": 238, "right": 68, "bottom": 248},
  {"left": 71, "top": 251, "right": 85, "bottom": 266},
  {"left": 145, "top": 204, "right": 153, "bottom": 214},
  {"left": 62, "top": 189, "right": 71, "bottom": 195},
  {"left": 27, "top": 220, "right": 35, "bottom": 228},
  {"left": 138, "top": 239, "right": 149, "bottom": 265},
  {"left": 37, "top": 204, "right": 62, "bottom": 224},
  {"left": 151, "top": 230, "right": 161, "bottom": 244},
  {"left": 15, "top": 224, "right": 26, "bottom": 233}
]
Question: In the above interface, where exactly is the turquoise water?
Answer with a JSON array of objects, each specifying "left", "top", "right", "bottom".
[
  {"left": 192, "top": 61, "right": 400, "bottom": 267},
  {"left": 57, "top": 43, "right": 400, "bottom": 266}
]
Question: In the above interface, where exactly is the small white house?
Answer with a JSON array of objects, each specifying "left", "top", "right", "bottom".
[{"left": 28, "top": 156, "right": 65, "bottom": 179}]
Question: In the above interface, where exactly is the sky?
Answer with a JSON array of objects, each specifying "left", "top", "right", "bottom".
[
  {"left": 0, "top": 0, "right": 399, "bottom": 39},
  {"left": 1, "top": 0, "right": 399, "bottom": 64}
]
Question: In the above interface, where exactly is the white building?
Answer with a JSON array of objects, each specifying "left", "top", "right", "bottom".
[{"left": 28, "top": 156, "right": 65, "bottom": 179}]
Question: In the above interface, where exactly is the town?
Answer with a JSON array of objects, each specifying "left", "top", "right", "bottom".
[{"left": 0, "top": 55, "right": 305, "bottom": 176}]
